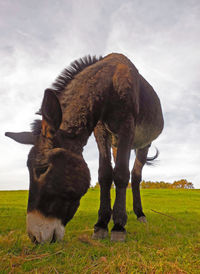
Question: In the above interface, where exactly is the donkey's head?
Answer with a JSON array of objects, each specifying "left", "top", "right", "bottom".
[{"left": 5, "top": 90, "right": 90, "bottom": 243}]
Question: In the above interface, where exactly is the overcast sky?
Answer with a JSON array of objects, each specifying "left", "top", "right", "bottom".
[{"left": 1, "top": 0, "right": 200, "bottom": 190}]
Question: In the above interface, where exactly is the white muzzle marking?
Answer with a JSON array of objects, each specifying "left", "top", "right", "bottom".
[{"left": 26, "top": 210, "right": 65, "bottom": 243}]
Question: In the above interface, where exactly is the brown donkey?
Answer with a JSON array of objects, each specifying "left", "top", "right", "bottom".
[{"left": 5, "top": 53, "right": 164, "bottom": 243}]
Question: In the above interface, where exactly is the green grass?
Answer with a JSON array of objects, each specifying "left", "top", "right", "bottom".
[{"left": 0, "top": 189, "right": 200, "bottom": 273}]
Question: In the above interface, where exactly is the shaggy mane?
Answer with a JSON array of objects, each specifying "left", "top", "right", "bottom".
[
  {"left": 51, "top": 55, "right": 102, "bottom": 92},
  {"left": 31, "top": 55, "right": 102, "bottom": 135}
]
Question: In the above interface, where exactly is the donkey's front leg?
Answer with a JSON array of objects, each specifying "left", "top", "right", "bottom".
[
  {"left": 92, "top": 122, "right": 113, "bottom": 239},
  {"left": 111, "top": 117, "right": 134, "bottom": 242}
]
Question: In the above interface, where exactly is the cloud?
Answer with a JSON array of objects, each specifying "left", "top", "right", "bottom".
[{"left": 1, "top": 0, "right": 200, "bottom": 189}]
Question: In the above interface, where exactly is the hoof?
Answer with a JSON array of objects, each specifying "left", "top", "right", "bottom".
[
  {"left": 111, "top": 231, "right": 126, "bottom": 242},
  {"left": 92, "top": 228, "right": 108, "bottom": 240},
  {"left": 137, "top": 216, "right": 147, "bottom": 223}
]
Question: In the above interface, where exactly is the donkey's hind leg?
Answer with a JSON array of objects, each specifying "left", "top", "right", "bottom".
[
  {"left": 92, "top": 122, "right": 113, "bottom": 239},
  {"left": 131, "top": 145, "right": 150, "bottom": 223}
]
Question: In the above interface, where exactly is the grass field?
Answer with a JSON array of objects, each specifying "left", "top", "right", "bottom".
[{"left": 0, "top": 189, "right": 200, "bottom": 273}]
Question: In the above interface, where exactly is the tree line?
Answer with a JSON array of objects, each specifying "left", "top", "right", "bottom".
[
  {"left": 93, "top": 179, "right": 194, "bottom": 189},
  {"left": 139, "top": 179, "right": 194, "bottom": 189}
]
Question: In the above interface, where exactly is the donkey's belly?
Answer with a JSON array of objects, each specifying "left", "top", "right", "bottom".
[
  {"left": 105, "top": 122, "right": 161, "bottom": 150},
  {"left": 133, "top": 125, "right": 158, "bottom": 149}
]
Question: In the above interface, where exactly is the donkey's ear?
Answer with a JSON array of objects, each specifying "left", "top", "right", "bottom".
[
  {"left": 41, "top": 89, "right": 62, "bottom": 136},
  {"left": 5, "top": 132, "right": 36, "bottom": 145}
]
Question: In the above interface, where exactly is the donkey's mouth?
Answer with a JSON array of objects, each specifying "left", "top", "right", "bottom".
[
  {"left": 28, "top": 231, "right": 57, "bottom": 244},
  {"left": 26, "top": 210, "right": 65, "bottom": 243}
]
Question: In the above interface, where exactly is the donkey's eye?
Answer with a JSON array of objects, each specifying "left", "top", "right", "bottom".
[{"left": 35, "top": 166, "right": 48, "bottom": 178}]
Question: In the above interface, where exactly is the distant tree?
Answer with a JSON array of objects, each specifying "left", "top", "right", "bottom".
[
  {"left": 140, "top": 179, "right": 194, "bottom": 189},
  {"left": 140, "top": 181, "right": 171, "bottom": 189},
  {"left": 172, "top": 179, "right": 194, "bottom": 189},
  {"left": 185, "top": 182, "right": 195, "bottom": 189}
]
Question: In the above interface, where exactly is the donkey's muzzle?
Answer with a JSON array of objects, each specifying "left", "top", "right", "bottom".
[{"left": 26, "top": 210, "right": 65, "bottom": 243}]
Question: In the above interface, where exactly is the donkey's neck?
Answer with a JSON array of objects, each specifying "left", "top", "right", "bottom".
[
  {"left": 55, "top": 59, "right": 112, "bottom": 153},
  {"left": 58, "top": 86, "right": 108, "bottom": 152}
]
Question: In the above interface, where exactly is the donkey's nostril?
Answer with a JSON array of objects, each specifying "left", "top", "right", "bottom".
[
  {"left": 51, "top": 231, "right": 57, "bottom": 243},
  {"left": 33, "top": 236, "right": 39, "bottom": 245},
  {"left": 28, "top": 233, "right": 39, "bottom": 244}
]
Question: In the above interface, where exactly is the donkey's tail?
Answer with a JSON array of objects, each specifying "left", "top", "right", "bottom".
[{"left": 146, "top": 147, "right": 159, "bottom": 165}]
